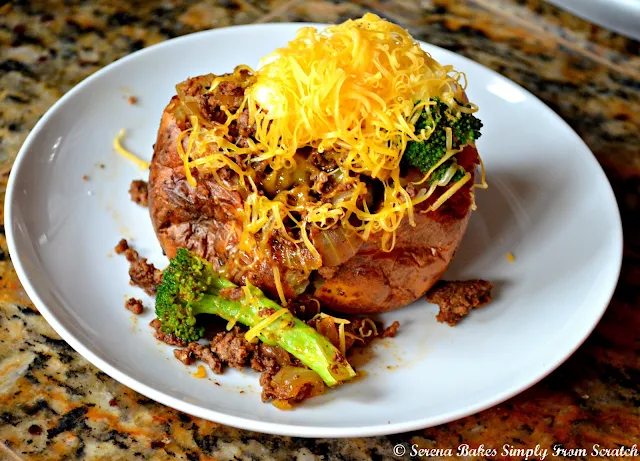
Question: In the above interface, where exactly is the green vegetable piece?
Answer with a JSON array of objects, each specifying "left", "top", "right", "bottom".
[
  {"left": 403, "top": 97, "right": 482, "bottom": 182},
  {"left": 155, "top": 248, "right": 356, "bottom": 387}
]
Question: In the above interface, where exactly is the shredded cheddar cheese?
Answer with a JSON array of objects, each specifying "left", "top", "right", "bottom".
[
  {"left": 191, "top": 365, "right": 207, "bottom": 379},
  {"left": 113, "top": 129, "right": 150, "bottom": 170},
  {"left": 358, "top": 318, "right": 378, "bottom": 338},
  {"left": 428, "top": 171, "right": 471, "bottom": 211},
  {"left": 177, "top": 14, "right": 484, "bottom": 300},
  {"left": 271, "top": 266, "right": 287, "bottom": 306},
  {"left": 310, "top": 312, "right": 351, "bottom": 325},
  {"left": 475, "top": 154, "right": 488, "bottom": 190},
  {"left": 244, "top": 308, "right": 289, "bottom": 342},
  {"left": 225, "top": 317, "right": 238, "bottom": 331},
  {"left": 344, "top": 331, "right": 364, "bottom": 343},
  {"left": 225, "top": 285, "right": 251, "bottom": 330},
  {"left": 338, "top": 323, "right": 346, "bottom": 357}
]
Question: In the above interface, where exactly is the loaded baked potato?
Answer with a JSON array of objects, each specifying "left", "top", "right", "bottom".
[{"left": 148, "top": 15, "right": 483, "bottom": 315}]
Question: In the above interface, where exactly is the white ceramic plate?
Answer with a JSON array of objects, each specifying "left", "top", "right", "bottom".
[{"left": 5, "top": 23, "right": 622, "bottom": 438}]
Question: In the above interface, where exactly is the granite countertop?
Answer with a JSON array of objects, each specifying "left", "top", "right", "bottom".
[{"left": 1, "top": 0, "right": 639, "bottom": 459}]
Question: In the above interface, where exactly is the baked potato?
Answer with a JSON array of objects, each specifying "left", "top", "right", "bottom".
[{"left": 148, "top": 72, "right": 478, "bottom": 314}]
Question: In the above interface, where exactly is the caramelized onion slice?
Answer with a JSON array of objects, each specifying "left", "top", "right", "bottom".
[
  {"left": 314, "top": 317, "right": 340, "bottom": 349},
  {"left": 312, "top": 226, "right": 360, "bottom": 267},
  {"left": 259, "top": 344, "right": 291, "bottom": 367},
  {"left": 271, "top": 366, "right": 325, "bottom": 401}
]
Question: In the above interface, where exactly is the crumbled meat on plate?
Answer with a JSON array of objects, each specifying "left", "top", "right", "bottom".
[
  {"left": 219, "top": 287, "right": 243, "bottom": 301},
  {"left": 129, "top": 257, "right": 161, "bottom": 295},
  {"left": 173, "top": 348, "right": 194, "bottom": 365},
  {"left": 184, "top": 342, "right": 223, "bottom": 374},
  {"left": 115, "top": 239, "right": 162, "bottom": 295},
  {"left": 125, "top": 297, "right": 144, "bottom": 315},
  {"left": 426, "top": 280, "right": 493, "bottom": 326},
  {"left": 124, "top": 247, "right": 138, "bottom": 262},
  {"left": 120, "top": 228, "right": 402, "bottom": 408},
  {"left": 114, "top": 238, "right": 129, "bottom": 254},
  {"left": 250, "top": 343, "right": 291, "bottom": 374},
  {"left": 156, "top": 309, "right": 400, "bottom": 407},
  {"left": 209, "top": 327, "right": 256, "bottom": 370},
  {"left": 129, "top": 180, "right": 149, "bottom": 207},
  {"left": 380, "top": 321, "right": 400, "bottom": 338},
  {"left": 171, "top": 327, "right": 292, "bottom": 375}
]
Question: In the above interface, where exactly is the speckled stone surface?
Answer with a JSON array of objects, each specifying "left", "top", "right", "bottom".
[{"left": 1, "top": 0, "right": 639, "bottom": 459}]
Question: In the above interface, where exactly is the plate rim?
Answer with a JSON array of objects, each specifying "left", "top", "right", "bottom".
[{"left": 4, "top": 22, "right": 623, "bottom": 438}]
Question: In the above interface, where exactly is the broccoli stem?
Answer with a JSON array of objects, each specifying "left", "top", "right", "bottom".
[{"left": 192, "top": 292, "right": 356, "bottom": 387}]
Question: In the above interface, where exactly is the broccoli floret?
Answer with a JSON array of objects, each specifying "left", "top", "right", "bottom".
[
  {"left": 155, "top": 248, "right": 356, "bottom": 386},
  {"left": 403, "top": 97, "right": 482, "bottom": 181},
  {"left": 155, "top": 248, "right": 227, "bottom": 342}
]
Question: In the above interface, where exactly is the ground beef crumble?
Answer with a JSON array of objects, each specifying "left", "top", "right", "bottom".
[
  {"left": 173, "top": 348, "right": 193, "bottom": 366},
  {"left": 125, "top": 298, "right": 144, "bottom": 315},
  {"left": 381, "top": 320, "right": 400, "bottom": 338},
  {"left": 251, "top": 343, "right": 293, "bottom": 374},
  {"left": 150, "top": 318, "right": 187, "bottom": 347},
  {"left": 209, "top": 327, "right": 255, "bottom": 370},
  {"left": 426, "top": 280, "right": 493, "bottom": 326},
  {"left": 114, "top": 239, "right": 162, "bottom": 295},
  {"left": 169, "top": 327, "right": 290, "bottom": 376},
  {"left": 258, "top": 307, "right": 276, "bottom": 317},
  {"left": 219, "top": 287, "right": 243, "bottom": 301},
  {"left": 114, "top": 238, "right": 129, "bottom": 254},
  {"left": 129, "top": 180, "right": 149, "bottom": 207},
  {"left": 129, "top": 257, "right": 162, "bottom": 295},
  {"left": 182, "top": 342, "right": 223, "bottom": 374}
]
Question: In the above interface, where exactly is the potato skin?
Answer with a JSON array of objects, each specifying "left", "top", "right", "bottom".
[
  {"left": 148, "top": 98, "right": 284, "bottom": 299},
  {"left": 149, "top": 98, "right": 475, "bottom": 314},
  {"left": 312, "top": 196, "right": 472, "bottom": 314}
]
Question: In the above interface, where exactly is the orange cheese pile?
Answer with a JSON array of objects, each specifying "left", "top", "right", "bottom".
[
  {"left": 179, "top": 14, "right": 481, "bottom": 289},
  {"left": 247, "top": 13, "right": 466, "bottom": 176}
]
